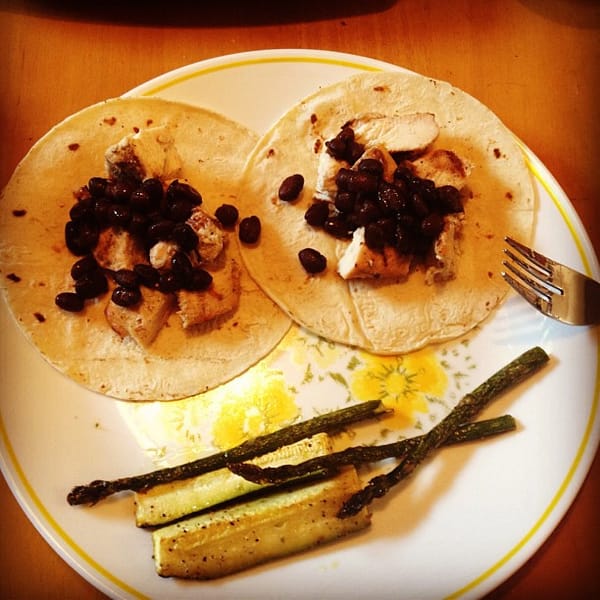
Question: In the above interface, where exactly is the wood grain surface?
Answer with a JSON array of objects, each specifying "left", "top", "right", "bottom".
[{"left": 1, "top": 1, "right": 598, "bottom": 598}]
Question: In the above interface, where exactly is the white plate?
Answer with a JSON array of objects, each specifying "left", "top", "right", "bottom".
[{"left": 1, "top": 49, "right": 599, "bottom": 600}]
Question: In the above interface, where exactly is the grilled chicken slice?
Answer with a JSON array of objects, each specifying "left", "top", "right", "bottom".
[
  {"left": 148, "top": 207, "right": 226, "bottom": 270},
  {"left": 187, "top": 206, "right": 225, "bottom": 263},
  {"left": 316, "top": 113, "right": 439, "bottom": 201},
  {"left": 93, "top": 228, "right": 146, "bottom": 271},
  {"left": 148, "top": 240, "right": 178, "bottom": 270},
  {"left": 337, "top": 227, "right": 412, "bottom": 280},
  {"left": 105, "top": 286, "right": 175, "bottom": 347},
  {"left": 349, "top": 112, "right": 439, "bottom": 153},
  {"left": 425, "top": 214, "right": 464, "bottom": 284},
  {"left": 176, "top": 258, "right": 241, "bottom": 329},
  {"left": 411, "top": 149, "right": 468, "bottom": 189},
  {"left": 315, "top": 151, "right": 348, "bottom": 200},
  {"left": 104, "top": 125, "right": 182, "bottom": 182}
]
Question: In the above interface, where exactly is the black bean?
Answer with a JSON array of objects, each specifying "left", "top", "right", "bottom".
[
  {"left": 111, "top": 286, "right": 142, "bottom": 307},
  {"left": 92, "top": 197, "right": 112, "bottom": 226},
  {"left": 238, "top": 216, "right": 261, "bottom": 244},
  {"left": 112, "top": 268, "right": 140, "bottom": 289},
  {"left": 70, "top": 255, "right": 99, "bottom": 280},
  {"left": 325, "top": 127, "right": 353, "bottom": 160},
  {"left": 325, "top": 127, "right": 364, "bottom": 163},
  {"left": 107, "top": 179, "right": 135, "bottom": 203},
  {"left": 336, "top": 127, "right": 355, "bottom": 143},
  {"left": 215, "top": 204, "right": 239, "bottom": 227},
  {"left": 353, "top": 199, "right": 382, "bottom": 226},
  {"left": 377, "top": 181, "right": 407, "bottom": 215},
  {"left": 357, "top": 158, "right": 384, "bottom": 178},
  {"left": 166, "top": 180, "right": 202, "bottom": 206},
  {"left": 333, "top": 168, "right": 351, "bottom": 192},
  {"left": 75, "top": 270, "right": 108, "bottom": 299},
  {"left": 69, "top": 198, "right": 94, "bottom": 221},
  {"left": 396, "top": 225, "right": 417, "bottom": 254},
  {"left": 88, "top": 177, "right": 109, "bottom": 198},
  {"left": 324, "top": 137, "right": 347, "bottom": 160},
  {"left": 65, "top": 219, "right": 99, "bottom": 255},
  {"left": 170, "top": 251, "right": 193, "bottom": 282},
  {"left": 376, "top": 218, "right": 397, "bottom": 245},
  {"left": 129, "top": 189, "right": 152, "bottom": 213},
  {"left": 55, "top": 291, "right": 84, "bottom": 312},
  {"left": 313, "top": 152, "right": 459, "bottom": 259},
  {"left": 436, "top": 185, "right": 464, "bottom": 214},
  {"left": 323, "top": 217, "right": 354, "bottom": 238},
  {"left": 298, "top": 248, "right": 327, "bottom": 274},
  {"left": 141, "top": 178, "right": 164, "bottom": 206},
  {"left": 304, "top": 200, "right": 329, "bottom": 227},
  {"left": 393, "top": 165, "right": 414, "bottom": 183},
  {"left": 74, "top": 186, "right": 92, "bottom": 202},
  {"left": 278, "top": 174, "right": 304, "bottom": 202},
  {"left": 417, "top": 178, "right": 437, "bottom": 198},
  {"left": 421, "top": 213, "right": 445, "bottom": 238},
  {"left": 108, "top": 203, "right": 132, "bottom": 227},
  {"left": 147, "top": 219, "right": 175, "bottom": 243},
  {"left": 343, "top": 211, "right": 361, "bottom": 231},
  {"left": 334, "top": 191, "right": 355, "bottom": 213},
  {"left": 185, "top": 267, "right": 213, "bottom": 291},
  {"left": 134, "top": 263, "right": 160, "bottom": 288},
  {"left": 157, "top": 270, "right": 183, "bottom": 293},
  {"left": 172, "top": 222, "right": 198, "bottom": 251},
  {"left": 127, "top": 212, "right": 149, "bottom": 236},
  {"left": 167, "top": 198, "right": 194, "bottom": 223},
  {"left": 409, "top": 192, "right": 430, "bottom": 218},
  {"left": 145, "top": 210, "right": 164, "bottom": 226},
  {"left": 347, "top": 140, "right": 365, "bottom": 164},
  {"left": 335, "top": 168, "right": 378, "bottom": 195},
  {"left": 364, "top": 222, "right": 386, "bottom": 251}
]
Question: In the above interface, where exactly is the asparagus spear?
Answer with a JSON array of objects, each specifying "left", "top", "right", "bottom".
[
  {"left": 228, "top": 415, "right": 517, "bottom": 484},
  {"left": 67, "top": 399, "right": 387, "bottom": 505},
  {"left": 338, "top": 346, "right": 549, "bottom": 518}
]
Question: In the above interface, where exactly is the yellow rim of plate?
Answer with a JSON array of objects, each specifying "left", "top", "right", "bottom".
[
  {"left": 446, "top": 156, "right": 600, "bottom": 599},
  {"left": 1, "top": 53, "right": 598, "bottom": 599},
  {"left": 137, "top": 54, "right": 383, "bottom": 97}
]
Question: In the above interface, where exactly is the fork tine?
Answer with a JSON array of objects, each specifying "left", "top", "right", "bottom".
[
  {"left": 502, "top": 236, "right": 600, "bottom": 326},
  {"left": 501, "top": 269, "right": 551, "bottom": 314},
  {"left": 504, "top": 236, "right": 554, "bottom": 274},
  {"left": 502, "top": 259, "right": 553, "bottom": 302},
  {"left": 503, "top": 248, "right": 563, "bottom": 295}
]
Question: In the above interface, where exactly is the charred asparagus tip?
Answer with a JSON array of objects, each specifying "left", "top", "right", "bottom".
[
  {"left": 337, "top": 346, "right": 549, "bottom": 517},
  {"left": 67, "top": 480, "right": 111, "bottom": 506},
  {"left": 67, "top": 400, "right": 386, "bottom": 506}
]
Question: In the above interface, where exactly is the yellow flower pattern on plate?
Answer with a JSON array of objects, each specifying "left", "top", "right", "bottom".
[
  {"left": 350, "top": 349, "right": 448, "bottom": 430},
  {"left": 117, "top": 324, "right": 474, "bottom": 465},
  {"left": 212, "top": 364, "right": 299, "bottom": 450}
]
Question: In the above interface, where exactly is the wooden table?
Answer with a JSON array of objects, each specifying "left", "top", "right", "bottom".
[{"left": 1, "top": 1, "right": 598, "bottom": 598}]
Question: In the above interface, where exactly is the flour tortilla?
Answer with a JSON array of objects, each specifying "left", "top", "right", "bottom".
[
  {"left": 236, "top": 71, "right": 535, "bottom": 354},
  {"left": 0, "top": 97, "right": 290, "bottom": 400}
]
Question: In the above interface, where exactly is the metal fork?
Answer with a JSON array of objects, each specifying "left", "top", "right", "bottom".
[{"left": 501, "top": 236, "right": 600, "bottom": 326}]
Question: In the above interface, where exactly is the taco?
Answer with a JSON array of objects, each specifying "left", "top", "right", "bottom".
[
  {"left": 0, "top": 97, "right": 290, "bottom": 401},
  {"left": 235, "top": 71, "right": 535, "bottom": 354}
]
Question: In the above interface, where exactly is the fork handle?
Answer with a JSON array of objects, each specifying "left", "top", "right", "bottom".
[{"left": 584, "top": 277, "right": 600, "bottom": 325}]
